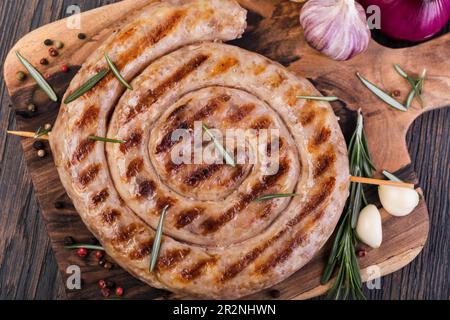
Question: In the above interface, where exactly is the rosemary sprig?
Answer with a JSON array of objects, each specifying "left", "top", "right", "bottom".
[
  {"left": 255, "top": 193, "right": 299, "bottom": 202},
  {"left": 16, "top": 51, "right": 58, "bottom": 102},
  {"left": 356, "top": 72, "right": 407, "bottom": 112},
  {"left": 296, "top": 95, "right": 339, "bottom": 102},
  {"left": 88, "top": 135, "right": 126, "bottom": 143},
  {"left": 64, "top": 244, "right": 105, "bottom": 251},
  {"left": 104, "top": 54, "right": 133, "bottom": 90},
  {"left": 202, "top": 123, "right": 236, "bottom": 167},
  {"left": 394, "top": 64, "right": 426, "bottom": 108},
  {"left": 149, "top": 205, "right": 169, "bottom": 272},
  {"left": 34, "top": 126, "right": 52, "bottom": 138},
  {"left": 64, "top": 68, "right": 110, "bottom": 104},
  {"left": 321, "top": 109, "right": 375, "bottom": 300}
]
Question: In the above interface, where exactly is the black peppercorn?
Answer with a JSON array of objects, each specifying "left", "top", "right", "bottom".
[
  {"left": 101, "top": 288, "right": 111, "bottom": 298},
  {"left": 89, "top": 237, "right": 99, "bottom": 245},
  {"left": 54, "top": 201, "right": 64, "bottom": 209},
  {"left": 27, "top": 104, "right": 37, "bottom": 112},
  {"left": 105, "top": 281, "right": 115, "bottom": 289},
  {"left": 33, "top": 141, "right": 44, "bottom": 150},
  {"left": 40, "top": 58, "right": 49, "bottom": 65},
  {"left": 98, "top": 258, "right": 106, "bottom": 267},
  {"left": 103, "top": 261, "right": 113, "bottom": 270},
  {"left": 269, "top": 289, "right": 281, "bottom": 298},
  {"left": 78, "top": 33, "right": 86, "bottom": 40},
  {"left": 64, "top": 236, "right": 75, "bottom": 246},
  {"left": 44, "top": 39, "right": 53, "bottom": 46}
]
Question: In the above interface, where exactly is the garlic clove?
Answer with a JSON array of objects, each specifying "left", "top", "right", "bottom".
[
  {"left": 299, "top": 0, "right": 371, "bottom": 61},
  {"left": 378, "top": 185, "right": 419, "bottom": 217},
  {"left": 356, "top": 204, "right": 382, "bottom": 249}
]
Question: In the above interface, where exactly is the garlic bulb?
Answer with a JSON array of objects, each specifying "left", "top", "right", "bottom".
[
  {"left": 299, "top": 0, "right": 371, "bottom": 60},
  {"left": 378, "top": 185, "right": 419, "bottom": 217},
  {"left": 356, "top": 204, "right": 382, "bottom": 248}
]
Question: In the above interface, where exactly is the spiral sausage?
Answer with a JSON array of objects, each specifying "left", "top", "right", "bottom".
[{"left": 50, "top": 0, "right": 349, "bottom": 299}]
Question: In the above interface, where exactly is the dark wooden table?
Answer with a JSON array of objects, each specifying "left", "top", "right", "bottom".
[{"left": 0, "top": 0, "right": 448, "bottom": 300}]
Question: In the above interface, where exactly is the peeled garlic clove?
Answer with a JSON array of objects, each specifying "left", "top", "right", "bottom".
[
  {"left": 378, "top": 185, "right": 419, "bottom": 217},
  {"left": 356, "top": 204, "right": 382, "bottom": 249},
  {"left": 299, "top": 0, "right": 371, "bottom": 61}
]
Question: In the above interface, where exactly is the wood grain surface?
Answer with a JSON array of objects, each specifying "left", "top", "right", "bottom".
[{"left": 0, "top": 0, "right": 448, "bottom": 300}]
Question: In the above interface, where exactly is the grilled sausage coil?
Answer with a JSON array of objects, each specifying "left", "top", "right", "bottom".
[{"left": 50, "top": 0, "right": 349, "bottom": 299}]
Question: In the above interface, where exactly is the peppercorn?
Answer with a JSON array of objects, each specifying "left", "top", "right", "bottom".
[
  {"left": 37, "top": 149, "right": 46, "bottom": 158},
  {"left": 49, "top": 48, "right": 58, "bottom": 57},
  {"left": 105, "top": 281, "right": 115, "bottom": 289},
  {"left": 40, "top": 58, "right": 49, "bottom": 65},
  {"left": 89, "top": 237, "right": 99, "bottom": 245},
  {"left": 269, "top": 289, "right": 281, "bottom": 298},
  {"left": 357, "top": 249, "right": 367, "bottom": 258},
  {"left": 64, "top": 236, "right": 75, "bottom": 246},
  {"left": 33, "top": 140, "right": 44, "bottom": 150},
  {"left": 54, "top": 40, "right": 64, "bottom": 49},
  {"left": 44, "top": 123, "right": 52, "bottom": 131},
  {"left": 27, "top": 104, "right": 37, "bottom": 112},
  {"left": 98, "top": 258, "right": 106, "bottom": 267},
  {"left": 16, "top": 71, "right": 26, "bottom": 81},
  {"left": 103, "top": 261, "right": 113, "bottom": 270},
  {"left": 44, "top": 39, "right": 53, "bottom": 46},
  {"left": 101, "top": 288, "right": 111, "bottom": 298},
  {"left": 45, "top": 73, "right": 51, "bottom": 79},
  {"left": 61, "top": 65, "right": 69, "bottom": 73},
  {"left": 115, "top": 287, "right": 124, "bottom": 297},
  {"left": 94, "top": 250, "right": 104, "bottom": 260},
  {"left": 76, "top": 247, "right": 88, "bottom": 258},
  {"left": 98, "top": 279, "right": 107, "bottom": 289},
  {"left": 78, "top": 33, "right": 87, "bottom": 40},
  {"left": 54, "top": 201, "right": 64, "bottom": 209},
  {"left": 391, "top": 90, "right": 401, "bottom": 98}
]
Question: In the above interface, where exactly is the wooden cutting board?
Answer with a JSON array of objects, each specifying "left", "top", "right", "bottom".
[{"left": 3, "top": 0, "right": 449, "bottom": 300}]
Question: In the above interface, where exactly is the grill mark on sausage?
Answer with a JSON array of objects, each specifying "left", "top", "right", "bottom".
[
  {"left": 309, "top": 127, "right": 331, "bottom": 149},
  {"left": 72, "top": 139, "right": 96, "bottom": 164},
  {"left": 113, "top": 223, "right": 144, "bottom": 244},
  {"left": 78, "top": 163, "right": 101, "bottom": 187},
  {"left": 129, "top": 239, "right": 154, "bottom": 260},
  {"left": 175, "top": 208, "right": 204, "bottom": 229},
  {"left": 250, "top": 117, "right": 272, "bottom": 131},
  {"left": 157, "top": 248, "right": 191, "bottom": 271},
  {"left": 91, "top": 188, "right": 109, "bottom": 206},
  {"left": 180, "top": 257, "right": 217, "bottom": 281},
  {"left": 264, "top": 71, "right": 287, "bottom": 89},
  {"left": 125, "top": 54, "right": 209, "bottom": 123},
  {"left": 120, "top": 130, "right": 143, "bottom": 153},
  {"left": 226, "top": 103, "right": 255, "bottom": 123},
  {"left": 252, "top": 63, "right": 266, "bottom": 75},
  {"left": 183, "top": 164, "right": 222, "bottom": 187},
  {"left": 155, "top": 95, "right": 229, "bottom": 154},
  {"left": 101, "top": 208, "right": 121, "bottom": 225},
  {"left": 314, "top": 151, "right": 336, "bottom": 178},
  {"left": 115, "top": 11, "right": 186, "bottom": 70},
  {"left": 298, "top": 104, "right": 316, "bottom": 126},
  {"left": 221, "top": 165, "right": 245, "bottom": 187},
  {"left": 76, "top": 106, "right": 99, "bottom": 129},
  {"left": 156, "top": 197, "right": 176, "bottom": 212},
  {"left": 219, "top": 177, "right": 335, "bottom": 282},
  {"left": 137, "top": 180, "right": 156, "bottom": 198},
  {"left": 201, "top": 160, "right": 289, "bottom": 233},
  {"left": 126, "top": 158, "right": 144, "bottom": 179},
  {"left": 210, "top": 56, "right": 239, "bottom": 77}
]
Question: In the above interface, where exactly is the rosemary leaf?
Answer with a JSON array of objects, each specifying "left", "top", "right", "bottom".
[
  {"left": 149, "top": 205, "right": 169, "bottom": 272},
  {"left": 105, "top": 54, "right": 133, "bottom": 90},
  {"left": 393, "top": 64, "right": 408, "bottom": 78},
  {"left": 34, "top": 126, "right": 52, "bottom": 138},
  {"left": 382, "top": 170, "right": 403, "bottom": 182},
  {"left": 296, "top": 95, "right": 339, "bottom": 102},
  {"left": 356, "top": 72, "right": 407, "bottom": 112},
  {"left": 16, "top": 51, "right": 58, "bottom": 102},
  {"left": 202, "top": 123, "right": 236, "bottom": 167},
  {"left": 64, "top": 68, "right": 109, "bottom": 104},
  {"left": 88, "top": 135, "right": 126, "bottom": 143},
  {"left": 64, "top": 244, "right": 105, "bottom": 251},
  {"left": 254, "top": 193, "right": 299, "bottom": 202},
  {"left": 406, "top": 89, "right": 415, "bottom": 109}
]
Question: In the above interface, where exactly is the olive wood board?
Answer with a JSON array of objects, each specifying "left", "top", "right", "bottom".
[{"left": 3, "top": 0, "right": 449, "bottom": 300}]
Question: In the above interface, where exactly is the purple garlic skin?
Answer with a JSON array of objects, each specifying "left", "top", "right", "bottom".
[{"left": 300, "top": 0, "right": 371, "bottom": 61}]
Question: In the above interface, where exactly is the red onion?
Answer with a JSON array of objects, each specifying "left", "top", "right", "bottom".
[{"left": 359, "top": 0, "right": 450, "bottom": 41}]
